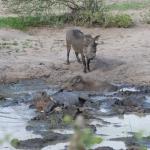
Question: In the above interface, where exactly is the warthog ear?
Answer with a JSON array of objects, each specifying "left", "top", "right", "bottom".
[{"left": 94, "top": 35, "right": 100, "bottom": 41}]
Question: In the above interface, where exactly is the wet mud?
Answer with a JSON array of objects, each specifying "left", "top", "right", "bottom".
[{"left": 0, "top": 79, "right": 150, "bottom": 150}]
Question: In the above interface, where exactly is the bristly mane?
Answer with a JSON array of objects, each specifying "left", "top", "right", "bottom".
[{"left": 72, "top": 29, "right": 83, "bottom": 39}]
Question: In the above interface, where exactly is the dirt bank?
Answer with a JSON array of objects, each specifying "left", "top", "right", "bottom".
[{"left": 0, "top": 25, "right": 150, "bottom": 87}]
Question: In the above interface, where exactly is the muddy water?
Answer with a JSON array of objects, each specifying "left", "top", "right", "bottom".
[
  {"left": 0, "top": 80, "right": 150, "bottom": 150},
  {"left": 0, "top": 79, "right": 59, "bottom": 149},
  {"left": 0, "top": 104, "right": 41, "bottom": 149},
  {"left": 91, "top": 114, "right": 150, "bottom": 149},
  {"left": 90, "top": 87, "right": 150, "bottom": 150}
]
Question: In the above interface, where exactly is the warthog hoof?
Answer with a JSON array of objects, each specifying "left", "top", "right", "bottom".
[
  {"left": 66, "top": 61, "right": 70, "bottom": 65},
  {"left": 83, "top": 70, "right": 87, "bottom": 73},
  {"left": 88, "top": 68, "right": 91, "bottom": 72},
  {"left": 78, "top": 61, "right": 82, "bottom": 64}
]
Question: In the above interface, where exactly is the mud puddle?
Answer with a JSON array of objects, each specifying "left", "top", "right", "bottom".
[
  {"left": 91, "top": 114, "right": 150, "bottom": 149},
  {"left": 0, "top": 104, "right": 41, "bottom": 149},
  {"left": 0, "top": 79, "right": 60, "bottom": 149},
  {"left": 89, "top": 86, "right": 150, "bottom": 150},
  {"left": 0, "top": 80, "right": 150, "bottom": 150}
]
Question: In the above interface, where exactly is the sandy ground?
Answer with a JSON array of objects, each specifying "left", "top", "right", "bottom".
[
  {"left": 106, "top": 0, "right": 149, "bottom": 4},
  {"left": 0, "top": 25, "right": 150, "bottom": 87},
  {"left": 0, "top": 0, "right": 150, "bottom": 87}
]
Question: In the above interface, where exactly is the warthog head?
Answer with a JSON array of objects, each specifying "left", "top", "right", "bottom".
[{"left": 84, "top": 35, "right": 100, "bottom": 60}]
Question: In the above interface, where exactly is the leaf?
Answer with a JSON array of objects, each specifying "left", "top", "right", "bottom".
[
  {"left": 63, "top": 115, "right": 73, "bottom": 124},
  {"left": 11, "top": 139, "right": 20, "bottom": 148}
]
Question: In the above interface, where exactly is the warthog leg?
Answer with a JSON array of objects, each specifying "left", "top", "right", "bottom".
[
  {"left": 87, "top": 58, "right": 91, "bottom": 72},
  {"left": 66, "top": 44, "right": 71, "bottom": 64},
  {"left": 81, "top": 54, "right": 86, "bottom": 73},
  {"left": 75, "top": 52, "right": 81, "bottom": 63}
]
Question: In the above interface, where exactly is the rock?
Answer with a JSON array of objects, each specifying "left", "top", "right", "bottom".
[
  {"left": 93, "top": 147, "right": 114, "bottom": 150},
  {"left": 87, "top": 125, "right": 97, "bottom": 133},
  {"left": 15, "top": 132, "right": 69, "bottom": 149},
  {"left": 39, "top": 62, "right": 45, "bottom": 66},
  {"left": 127, "top": 146, "right": 141, "bottom": 150},
  {"left": 63, "top": 105, "right": 79, "bottom": 118},
  {"left": 112, "top": 95, "right": 146, "bottom": 113},
  {"left": 0, "top": 95, "right": 5, "bottom": 101},
  {"left": 63, "top": 76, "right": 118, "bottom": 92}
]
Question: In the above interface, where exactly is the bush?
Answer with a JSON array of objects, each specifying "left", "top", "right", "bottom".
[
  {"left": 144, "top": 10, "right": 150, "bottom": 24},
  {"left": 11, "top": 138, "right": 20, "bottom": 148},
  {"left": 1, "top": 0, "right": 134, "bottom": 29},
  {"left": 73, "top": 10, "right": 105, "bottom": 26},
  {"left": 72, "top": 8, "right": 133, "bottom": 28},
  {"left": 3, "top": 0, "right": 105, "bottom": 16},
  {"left": 0, "top": 0, "right": 107, "bottom": 29},
  {"left": 0, "top": 13, "right": 133, "bottom": 30},
  {"left": 108, "top": 1, "right": 149, "bottom": 11},
  {"left": 64, "top": 115, "right": 103, "bottom": 150},
  {"left": 104, "top": 14, "right": 133, "bottom": 28},
  {"left": 70, "top": 0, "right": 107, "bottom": 26}
]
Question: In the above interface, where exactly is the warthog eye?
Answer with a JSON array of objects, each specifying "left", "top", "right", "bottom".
[
  {"left": 93, "top": 42, "right": 98, "bottom": 47},
  {"left": 92, "top": 42, "right": 97, "bottom": 52}
]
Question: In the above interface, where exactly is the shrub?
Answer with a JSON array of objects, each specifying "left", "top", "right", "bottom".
[
  {"left": 64, "top": 115, "right": 103, "bottom": 150},
  {"left": 3, "top": 0, "right": 105, "bottom": 16},
  {"left": 73, "top": 10, "right": 105, "bottom": 26},
  {"left": 11, "top": 138, "right": 20, "bottom": 148},
  {"left": 2, "top": 0, "right": 107, "bottom": 28},
  {"left": 0, "top": 13, "right": 133, "bottom": 30},
  {"left": 108, "top": 1, "right": 149, "bottom": 11},
  {"left": 1, "top": 1, "right": 134, "bottom": 29},
  {"left": 104, "top": 14, "right": 133, "bottom": 28},
  {"left": 144, "top": 10, "right": 150, "bottom": 24}
]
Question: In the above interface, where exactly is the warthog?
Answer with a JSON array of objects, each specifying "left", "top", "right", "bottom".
[{"left": 66, "top": 29, "right": 100, "bottom": 73}]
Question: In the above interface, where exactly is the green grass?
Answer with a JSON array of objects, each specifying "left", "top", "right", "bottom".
[
  {"left": 11, "top": 138, "right": 20, "bottom": 148},
  {"left": 104, "top": 14, "right": 133, "bottom": 28},
  {"left": 108, "top": 1, "right": 150, "bottom": 11},
  {"left": 0, "top": 12, "right": 133, "bottom": 30},
  {"left": 0, "top": 15, "right": 68, "bottom": 30},
  {"left": 144, "top": 11, "right": 150, "bottom": 24}
]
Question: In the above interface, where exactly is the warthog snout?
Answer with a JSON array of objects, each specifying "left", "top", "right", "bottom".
[{"left": 66, "top": 29, "right": 100, "bottom": 73}]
